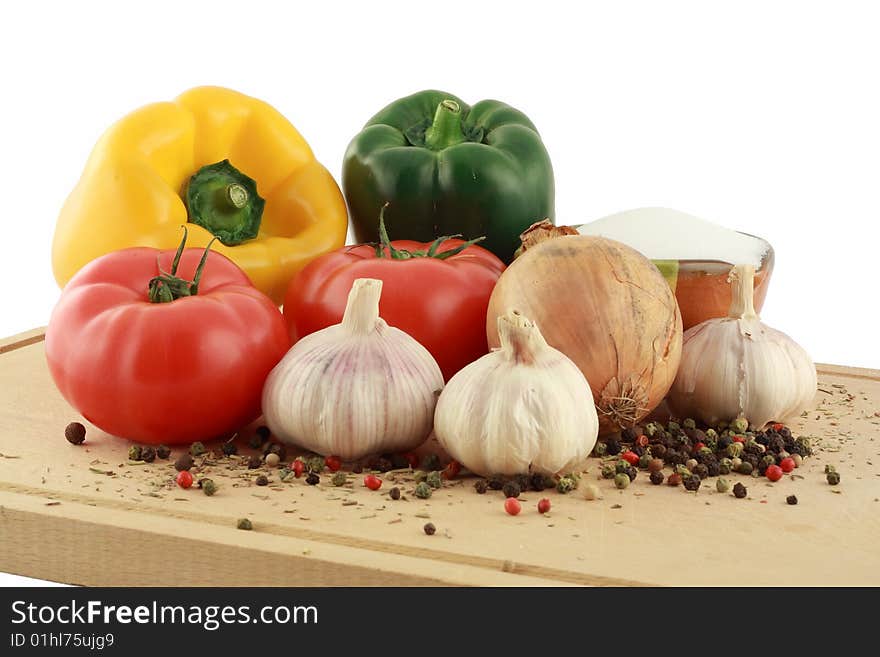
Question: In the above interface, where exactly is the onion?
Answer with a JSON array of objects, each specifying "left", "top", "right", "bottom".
[{"left": 486, "top": 232, "right": 682, "bottom": 434}]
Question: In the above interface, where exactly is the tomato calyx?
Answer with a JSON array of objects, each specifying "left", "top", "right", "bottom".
[
  {"left": 148, "top": 227, "right": 218, "bottom": 303},
  {"left": 371, "top": 204, "right": 486, "bottom": 261}
]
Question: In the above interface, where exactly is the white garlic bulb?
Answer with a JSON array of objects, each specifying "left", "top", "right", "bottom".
[
  {"left": 434, "top": 310, "right": 599, "bottom": 476},
  {"left": 261, "top": 278, "right": 443, "bottom": 459},
  {"left": 668, "top": 264, "right": 816, "bottom": 428}
]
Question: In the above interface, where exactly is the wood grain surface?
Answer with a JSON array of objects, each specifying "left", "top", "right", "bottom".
[{"left": 1, "top": 329, "right": 879, "bottom": 586}]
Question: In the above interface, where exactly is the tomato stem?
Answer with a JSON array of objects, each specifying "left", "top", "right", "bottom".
[
  {"left": 374, "top": 204, "right": 485, "bottom": 260},
  {"left": 147, "top": 227, "right": 218, "bottom": 303}
]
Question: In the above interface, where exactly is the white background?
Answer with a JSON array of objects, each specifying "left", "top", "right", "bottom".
[{"left": 2, "top": 1, "right": 879, "bottom": 585}]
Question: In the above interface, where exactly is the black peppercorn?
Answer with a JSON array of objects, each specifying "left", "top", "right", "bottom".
[
  {"left": 706, "top": 461, "right": 721, "bottom": 477},
  {"left": 693, "top": 463, "right": 709, "bottom": 480},
  {"left": 717, "top": 435, "right": 733, "bottom": 450},
  {"left": 247, "top": 454, "right": 262, "bottom": 469},
  {"left": 621, "top": 427, "right": 638, "bottom": 443},
  {"left": 156, "top": 444, "right": 171, "bottom": 460},
  {"left": 140, "top": 446, "right": 156, "bottom": 463},
  {"left": 255, "top": 474, "right": 269, "bottom": 486},
  {"left": 514, "top": 473, "right": 531, "bottom": 492},
  {"left": 64, "top": 422, "right": 87, "bottom": 445},
  {"left": 248, "top": 435, "right": 263, "bottom": 450},
  {"left": 529, "top": 473, "right": 546, "bottom": 491},
  {"left": 487, "top": 474, "right": 505, "bottom": 490},
  {"left": 306, "top": 472, "right": 320, "bottom": 485},
  {"left": 174, "top": 453, "right": 194, "bottom": 472},
  {"left": 649, "top": 470, "right": 664, "bottom": 485},
  {"left": 625, "top": 465, "right": 638, "bottom": 482},
  {"left": 373, "top": 457, "right": 393, "bottom": 473},
  {"left": 255, "top": 425, "right": 271, "bottom": 440},
  {"left": 423, "top": 522, "right": 436, "bottom": 536},
  {"left": 684, "top": 474, "right": 701, "bottom": 492},
  {"left": 605, "top": 440, "right": 621, "bottom": 456},
  {"left": 221, "top": 441, "right": 238, "bottom": 456},
  {"left": 733, "top": 482, "right": 748, "bottom": 498},
  {"left": 389, "top": 487, "right": 401, "bottom": 500},
  {"left": 502, "top": 481, "right": 521, "bottom": 499},
  {"left": 827, "top": 471, "right": 841, "bottom": 485},
  {"left": 738, "top": 461, "right": 754, "bottom": 475},
  {"left": 650, "top": 443, "right": 667, "bottom": 458},
  {"left": 786, "top": 494, "right": 798, "bottom": 505},
  {"left": 352, "top": 463, "right": 363, "bottom": 474},
  {"left": 390, "top": 453, "right": 411, "bottom": 469},
  {"left": 421, "top": 453, "right": 441, "bottom": 471},
  {"left": 474, "top": 480, "right": 488, "bottom": 494}
]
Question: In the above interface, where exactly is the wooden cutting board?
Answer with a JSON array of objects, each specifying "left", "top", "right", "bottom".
[{"left": 1, "top": 328, "right": 879, "bottom": 586}]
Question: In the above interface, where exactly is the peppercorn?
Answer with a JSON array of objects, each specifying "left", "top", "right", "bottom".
[
  {"left": 502, "top": 481, "right": 521, "bottom": 498},
  {"left": 674, "top": 464, "right": 692, "bottom": 477},
  {"left": 743, "top": 453, "right": 760, "bottom": 469},
  {"left": 714, "top": 477, "right": 730, "bottom": 493},
  {"left": 265, "top": 453, "right": 280, "bottom": 468},
  {"left": 390, "top": 453, "right": 411, "bottom": 469},
  {"left": 421, "top": 453, "right": 441, "bottom": 471},
  {"left": 733, "top": 482, "right": 748, "bottom": 498},
  {"left": 786, "top": 494, "right": 798, "bottom": 505},
  {"left": 352, "top": 463, "right": 363, "bottom": 474},
  {"left": 650, "top": 443, "right": 667, "bottom": 458},
  {"left": 705, "top": 461, "right": 720, "bottom": 477},
  {"left": 646, "top": 458, "right": 663, "bottom": 473},
  {"left": 246, "top": 454, "right": 261, "bottom": 469},
  {"left": 254, "top": 474, "right": 268, "bottom": 486},
  {"left": 824, "top": 464, "right": 837, "bottom": 474},
  {"left": 529, "top": 473, "right": 547, "bottom": 491},
  {"left": 237, "top": 518, "right": 253, "bottom": 531},
  {"left": 306, "top": 456, "right": 325, "bottom": 473},
  {"left": 279, "top": 467, "right": 294, "bottom": 483},
  {"left": 827, "top": 471, "right": 841, "bottom": 485},
  {"left": 792, "top": 454, "right": 803, "bottom": 468},
  {"left": 474, "top": 480, "right": 488, "bottom": 494},
  {"left": 667, "top": 420, "right": 681, "bottom": 432},
  {"left": 331, "top": 471, "right": 347, "bottom": 487},
  {"left": 264, "top": 442, "right": 288, "bottom": 462},
  {"left": 389, "top": 486, "right": 401, "bottom": 500},
  {"left": 190, "top": 442, "right": 206, "bottom": 457},
  {"left": 513, "top": 473, "right": 531, "bottom": 492},
  {"left": 201, "top": 478, "right": 217, "bottom": 496},
  {"left": 64, "top": 422, "right": 86, "bottom": 445},
  {"left": 738, "top": 461, "right": 753, "bottom": 475},
  {"left": 717, "top": 435, "right": 733, "bottom": 451},
  {"left": 745, "top": 441, "right": 765, "bottom": 456},
  {"left": 306, "top": 472, "right": 320, "bottom": 485},
  {"left": 487, "top": 474, "right": 505, "bottom": 490},
  {"left": 761, "top": 454, "right": 777, "bottom": 470},
  {"left": 604, "top": 439, "right": 621, "bottom": 456},
  {"left": 601, "top": 464, "right": 616, "bottom": 479},
  {"left": 140, "top": 446, "right": 156, "bottom": 463},
  {"left": 371, "top": 456, "right": 393, "bottom": 472},
  {"left": 684, "top": 474, "right": 701, "bottom": 492},
  {"left": 414, "top": 482, "right": 432, "bottom": 499},
  {"left": 649, "top": 470, "right": 664, "bottom": 485},
  {"left": 693, "top": 463, "right": 709, "bottom": 480},
  {"left": 625, "top": 466, "right": 637, "bottom": 482},
  {"left": 614, "top": 473, "right": 630, "bottom": 489},
  {"left": 156, "top": 444, "right": 171, "bottom": 459},
  {"left": 556, "top": 475, "right": 577, "bottom": 494},
  {"left": 638, "top": 453, "right": 652, "bottom": 469},
  {"left": 592, "top": 442, "right": 608, "bottom": 457},
  {"left": 423, "top": 522, "right": 436, "bottom": 535},
  {"left": 645, "top": 422, "right": 658, "bottom": 437},
  {"left": 174, "top": 453, "right": 194, "bottom": 472},
  {"left": 248, "top": 435, "right": 263, "bottom": 450},
  {"left": 426, "top": 471, "right": 443, "bottom": 489},
  {"left": 128, "top": 445, "right": 142, "bottom": 461},
  {"left": 731, "top": 417, "right": 749, "bottom": 433},
  {"left": 221, "top": 441, "right": 238, "bottom": 456},
  {"left": 667, "top": 473, "right": 682, "bottom": 487},
  {"left": 613, "top": 460, "right": 627, "bottom": 475}
]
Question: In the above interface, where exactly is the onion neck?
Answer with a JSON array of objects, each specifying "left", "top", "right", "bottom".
[
  {"left": 497, "top": 311, "right": 548, "bottom": 365},
  {"left": 341, "top": 278, "right": 383, "bottom": 334},
  {"left": 728, "top": 264, "right": 759, "bottom": 320}
]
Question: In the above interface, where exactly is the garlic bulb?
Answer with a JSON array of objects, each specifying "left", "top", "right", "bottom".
[
  {"left": 668, "top": 264, "right": 816, "bottom": 428},
  {"left": 434, "top": 310, "right": 599, "bottom": 476},
  {"left": 261, "top": 278, "right": 443, "bottom": 459}
]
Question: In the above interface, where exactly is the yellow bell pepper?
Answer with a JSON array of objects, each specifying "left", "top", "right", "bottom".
[{"left": 52, "top": 86, "right": 348, "bottom": 303}]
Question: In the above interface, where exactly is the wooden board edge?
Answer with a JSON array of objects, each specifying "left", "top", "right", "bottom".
[
  {"left": 0, "top": 327, "right": 46, "bottom": 354},
  {"left": 816, "top": 362, "right": 880, "bottom": 381}
]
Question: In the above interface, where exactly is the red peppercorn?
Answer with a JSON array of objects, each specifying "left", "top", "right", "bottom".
[
  {"left": 364, "top": 474, "right": 382, "bottom": 490},
  {"left": 292, "top": 459, "right": 305, "bottom": 478},
  {"left": 443, "top": 460, "right": 461, "bottom": 479},
  {"left": 537, "top": 498, "right": 551, "bottom": 514},
  {"left": 766, "top": 464, "right": 783, "bottom": 482},
  {"left": 402, "top": 452, "right": 419, "bottom": 468},
  {"left": 635, "top": 434, "right": 649, "bottom": 448},
  {"left": 621, "top": 451, "right": 639, "bottom": 466},
  {"left": 733, "top": 435, "right": 745, "bottom": 443},
  {"left": 779, "top": 457, "right": 795, "bottom": 473},
  {"left": 504, "top": 497, "right": 521, "bottom": 516},
  {"left": 176, "top": 470, "right": 193, "bottom": 489},
  {"left": 693, "top": 442, "right": 705, "bottom": 453},
  {"left": 324, "top": 455, "right": 342, "bottom": 472},
  {"left": 772, "top": 422, "right": 785, "bottom": 432}
]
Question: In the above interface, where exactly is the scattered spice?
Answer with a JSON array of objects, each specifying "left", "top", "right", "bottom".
[
  {"left": 786, "top": 494, "right": 798, "bottom": 505},
  {"left": 292, "top": 459, "right": 305, "bottom": 478},
  {"left": 248, "top": 455, "right": 262, "bottom": 470},
  {"left": 502, "top": 481, "right": 521, "bottom": 498},
  {"left": 733, "top": 482, "right": 748, "bottom": 499},
  {"left": 649, "top": 470, "right": 664, "bottom": 485},
  {"left": 557, "top": 474, "right": 579, "bottom": 493},
  {"left": 582, "top": 483, "right": 600, "bottom": 500},
  {"left": 265, "top": 453, "right": 280, "bottom": 468},
  {"left": 423, "top": 522, "right": 437, "bottom": 535},
  {"left": 414, "top": 482, "right": 432, "bottom": 499},
  {"left": 537, "top": 498, "right": 551, "bottom": 514},
  {"left": 325, "top": 455, "right": 342, "bottom": 472},
  {"left": 255, "top": 475, "right": 269, "bottom": 486},
  {"left": 306, "top": 472, "right": 320, "bottom": 486},
  {"left": 176, "top": 471, "right": 193, "bottom": 489},
  {"left": 364, "top": 474, "right": 382, "bottom": 490},
  {"left": 716, "top": 478, "right": 731, "bottom": 493},
  {"left": 667, "top": 473, "right": 682, "bottom": 487},
  {"left": 201, "top": 479, "right": 218, "bottom": 496},
  {"left": 64, "top": 422, "right": 87, "bottom": 445},
  {"left": 140, "top": 446, "right": 156, "bottom": 463},
  {"left": 331, "top": 471, "right": 347, "bottom": 487},
  {"left": 190, "top": 442, "right": 206, "bottom": 457},
  {"left": 174, "top": 454, "right": 194, "bottom": 472},
  {"left": 426, "top": 470, "right": 443, "bottom": 489},
  {"left": 389, "top": 486, "right": 401, "bottom": 500},
  {"left": 765, "top": 465, "right": 783, "bottom": 482},
  {"left": 504, "top": 497, "right": 521, "bottom": 516},
  {"left": 421, "top": 453, "right": 441, "bottom": 471},
  {"left": 474, "top": 480, "right": 488, "bottom": 494},
  {"left": 826, "top": 471, "right": 841, "bottom": 485},
  {"left": 684, "top": 475, "right": 701, "bottom": 492},
  {"left": 614, "top": 473, "right": 630, "bottom": 489},
  {"left": 221, "top": 441, "right": 238, "bottom": 456},
  {"left": 128, "top": 445, "right": 142, "bottom": 461},
  {"left": 237, "top": 518, "right": 253, "bottom": 530},
  {"left": 155, "top": 444, "right": 171, "bottom": 459}
]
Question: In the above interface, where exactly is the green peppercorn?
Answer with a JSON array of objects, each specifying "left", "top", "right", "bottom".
[
  {"left": 705, "top": 428, "right": 717, "bottom": 440},
  {"left": 389, "top": 486, "right": 401, "bottom": 500},
  {"left": 638, "top": 453, "right": 652, "bottom": 469},
  {"left": 331, "top": 471, "right": 347, "bottom": 487},
  {"left": 236, "top": 518, "right": 253, "bottom": 530},
  {"left": 201, "top": 479, "right": 217, "bottom": 496},
  {"left": 421, "top": 453, "right": 441, "bottom": 471},
  {"left": 738, "top": 461, "right": 753, "bottom": 475},
  {"left": 140, "top": 446, "right": 156, "bottom": 463},
  {"left": 727, "top": 442, "right": 744, "bottom": 458},
  {"left": 824, "top": 464, "right": 837, "bottom": 474},
  {"left": 592, "top": 442, "right": 608, "bottom": 457},
  {"left": 761, "top": 454, "right": 777, "bottom": 470},
  {"left": 474, "top": 480, "right": 488, "bottom": 494},
  {"left": 306, "top": 472, "right": 320, "bottom": 485},
  {"left": 601, "top": 464, "right": 616, "bottom": 479},
  {"left": 731, "top": 417, "right": 749, "bottom": 433},
  {"left": 667, "top": 421, "right": 680, "bottom": 432},
  {"left": 716, "top": 478, "right": 731, "bottom": 493},
  {"left": 556, "top": 476, "right": 577, "bottom": 494},
  {"left": 614, "top": 473, "right": 630, "bottom": 489},
  {"left": 649, "top": 470, "right": 664, "bottom": 485},
  {"left": 698, "top": 446, "right": 713, "bottom": 458},
  {"left": 414, "top": 482, "right": 432, "bottom": 499},
  {"left": 426, "top": 471, "right": 443, "bottom": 489},
  {"left": 827, "top": 471, "right": 841, "bottom": 485},
  {"left": 279, "top": 467, "right": 294, "bottom": 483},
  {"left": 502, "top": 481, "right": 521, "bottom": 498},
  {"left": 156, "top": 444, "right": 171, "bottom": 459},
  {"left": 733, "top": 482, "right": 748, "bottom": 498},
  {"left": 64, "top": 422, "right": 87, "bottom": 445},
  {"left": 190, "top": 442, "right": 206, "bottom": 457},
  {"left": 645, "top": 422, "right": 658, "bottom": 437},
  {"left": 675, "top": 464, "right": 692, "bottom": 477},
  {"left": 221, "top": 442, "right": 238, "bottom": 456},
  {"left": 128, "top": 445, "right": 142, "bottom": 461},
  {"left": 786, "top": 494, "right": 798, "bottom": 505},
  {"left": 615, "top": 460, "right": 629, "bottom": 475},
  {"left": 174, "top": 453, "right": 193, "bottom": 472},
  {"left": 307, "top": 456, "right": 325, "bottom": 473},
  {"left": 683, "top": 418, "right": 697, "bottom": 430},
  {"left": 423, "top": 522, "right": 436, "bottom": 536}
]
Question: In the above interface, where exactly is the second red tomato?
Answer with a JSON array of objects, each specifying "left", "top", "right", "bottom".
[{"left": 283, "top": 237, "right": 505, "bottom": 380}]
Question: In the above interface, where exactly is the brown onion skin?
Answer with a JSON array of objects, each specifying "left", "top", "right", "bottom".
[{"left": 486, "top": 235, "right": 682, "bottom": 435}]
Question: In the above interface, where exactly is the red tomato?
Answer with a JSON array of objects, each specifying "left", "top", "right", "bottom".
[
  {"left": 46, "top": 243, "right": 290, "bottom": 445},
  {"left": 283, "top": 238, "right": 505, "bottom": 380}
]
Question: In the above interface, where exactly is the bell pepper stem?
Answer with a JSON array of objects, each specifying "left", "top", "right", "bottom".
[
  {"left": 185, "top": 160, "right": 264, "bottom": 246},
  {"left": 424, "top": 100, "right": 466, "bottom": 150}
]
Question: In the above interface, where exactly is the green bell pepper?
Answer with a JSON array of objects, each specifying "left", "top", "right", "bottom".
[{"left": 342, "top": 90, "right": 555, "bottom": 262}]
